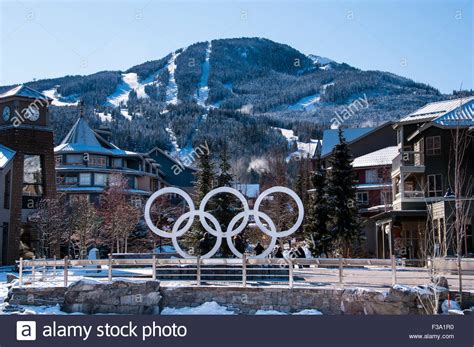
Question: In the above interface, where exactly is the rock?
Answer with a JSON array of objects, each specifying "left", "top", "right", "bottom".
[
  {"left": 6, "top": 273, "right": 18, "bottom": 283},
  {"left": 62, "top": 279, "right": 161, "bottom": 315}
]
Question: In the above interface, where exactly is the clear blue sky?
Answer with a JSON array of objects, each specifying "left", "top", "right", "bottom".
[{"left": 1, "top": 0, "right": 472, "bottom": 93}]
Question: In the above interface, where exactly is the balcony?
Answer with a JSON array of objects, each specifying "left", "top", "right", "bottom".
[{"left": 392, "top": 151, "right": 425, "bottom": 174}]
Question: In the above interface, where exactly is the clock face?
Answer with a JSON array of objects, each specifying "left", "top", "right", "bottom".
[
  {"left": 25, "top": 106, "right": 40, "bottom": 121},
  {"left": 2, "top": 106, "right": 10, "bottom": 121}
]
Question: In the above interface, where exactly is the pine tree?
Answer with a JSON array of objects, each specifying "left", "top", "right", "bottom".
[
  {"left": 213, "top": 147, "right": 242, "bottom": 256},
  {"left": 182, "top": 144, "right": 216, "bottom": 254},
  {"left": 303, "top": 155, "right": 332, "bottom": 256},
  {"left": 326, "top": 128, "right": 361, "bottom": 257}
]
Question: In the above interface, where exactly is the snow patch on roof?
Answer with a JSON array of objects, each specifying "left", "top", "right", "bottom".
[
  {"left": 399, "top": 97, "right": 474, "bottom": 124},
  {"left": 352, "top": 146, "right": 399, "bottom": 168}
]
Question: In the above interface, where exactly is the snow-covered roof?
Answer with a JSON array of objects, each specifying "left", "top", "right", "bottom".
[
  {"left": 321, "top": 127, "right": 374, "bottom": 157},
  {"left": 0, "top": 144, "right": 15, "bottom": 169},
  {"left": 0, "top": 85, "right": 51, "bottom": 101},
  {"left": 432, "top": 99, "right": 474, "bottom": 126},
  {"left": 352, "top": 146, "right": 399, "bottom": 168},
  {"left": 55, "top": 117, "right": 134, "bottom": 156},
  {"left": 399, "top": 97, "right": 474, "bottom": 124}
]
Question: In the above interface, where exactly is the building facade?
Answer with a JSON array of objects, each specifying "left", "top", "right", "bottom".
[
  {"left": 55, "top": 115, "right": 164, "bottom": 207},
  {"left": 373, "top": 97, "right": 474, "bottom": 259},
  {"left": 0, "top": 86, "right": 56, "bottom": 264}
]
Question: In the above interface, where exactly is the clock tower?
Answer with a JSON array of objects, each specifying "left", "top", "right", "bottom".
[{"left": 0, "top": 85, "right": 56, "bottom": 264}]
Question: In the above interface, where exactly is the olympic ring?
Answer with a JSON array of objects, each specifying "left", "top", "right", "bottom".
[{"left": 144, "top": 186, "right": 304, "bottom": 259}]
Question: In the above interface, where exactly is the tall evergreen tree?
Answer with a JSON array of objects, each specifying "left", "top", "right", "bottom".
[
  {"left": 303, "top": 155, "right": 332, "bottom": 256},
  {"left": 213, "top": 146, "right": 240, "bottom": 256},
  {"left": 182, "top": 144, "right": 216, "bottom": 254},
  {"left": 326, "top": 128, "right": 361, "bottom": 256}
]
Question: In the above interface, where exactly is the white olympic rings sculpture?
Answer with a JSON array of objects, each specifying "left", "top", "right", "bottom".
[{"left": 144, "top": 186, "right": 304, "bottom": 259}]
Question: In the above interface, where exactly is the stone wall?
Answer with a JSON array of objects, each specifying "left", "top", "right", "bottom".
[
  {"left": 160, "top": 286, "right": 428, "bottom": 315},
  {"left": 62, "top": 280, "right": 161, "bottom": 314},
  {"left": 8, "top": 286, "right": 66, "bottom": 306}
]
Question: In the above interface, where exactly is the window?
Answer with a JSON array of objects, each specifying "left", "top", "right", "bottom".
[
  {"left": 130, "top": 196, "right": 142, "bottom": 208},
  {"left": 356, "top": 192, "right": 369, "bottom": 205},
  {"left": 426, "top": 136, "right": 441, "bottom": 156},
  {"left": 88, "top": 155, "right": 107, "bottom": 167},
  {"left": 23, "top": 155, "right": 43, "bottom": 197},
  {"left": 64, "top": 175, "right": 78, "bottom": 185},
  {"left": 66, "top": 154, "right": 83, "bottom": 165},
  {"left": 55, "top": 155, "right": 62, "bottom": 166},
  {"left": 3, "top": 170, "right": 11, "bottom": 209},
  {"left": 79, "top": 173, "right": 91, "bottom": 186},
  {"left": 428, "top": 174, "right": 443, "bottom": 197},
  {"left": 112, "top": 158, "right": 122, "bottom": 168},
  {"left": 94, "top": 173, "right": 107, "bottom": 186},
  {"left": 365, "top": 169, "right": 379, "bottom": 184}
]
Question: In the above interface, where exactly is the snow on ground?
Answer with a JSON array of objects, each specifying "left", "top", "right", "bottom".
[
  {"left": 275, "top": 127, "right": 319, "bottom": 160},
  {"left": 255, "top": 309, "right": 287, "bottom": 315},
  {"left": 255, "top": 309, "right": 323, "bottom": 315},
  {"left": 161, "top": 301, "right": 235, "bottom": 315},
  {"left": 194, "top": 42, "right": 212, "bottom": 107},
  {"left": 165, "top": 127, "right": 180, "bottom": 153},
  {"left": 166, "top": 51, "right": 181, "bottom": 105},
  {"left": 308, "top": 54, "right": 334, "bottom": 67},
  {"left": 293, "top": 309, "right": 323, "bottom": 315},
  {"left": 120, "top": 109, "right": 132, "bottom": 121},
  {"left": 287, "top": 83, "right": 333, "bottom": 112},
  {"left": 42, "top": 88, "right": 79, "bottom": 106},
  {"left": 106, "top": 73, "right": 143, "bottom": 107},
  {"left": 96, "top": 111, "right": 113, "bottom": 122},
  {"left": 288, "top": 94, "right": 321, "bottom": 111}
]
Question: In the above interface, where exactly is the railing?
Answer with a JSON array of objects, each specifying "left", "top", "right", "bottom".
[
  {"left": 392, "top": 151, "right": 425, "bottom": 171},
  {"left": 15, "top": 255, "right": 474, "bottom": 291}
]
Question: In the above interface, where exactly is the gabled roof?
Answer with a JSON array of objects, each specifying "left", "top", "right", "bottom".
[
  {"left": 321, "top": 127, "right": 374, "bottom": 157},
  {"left": 0, "top": 85, "right": 51, "bottom": 101},
  {"left": 55, "top": 117, "right": 135, "bottom": 156},
  {"left": 432, "top": 98, "right": 474, "bottom": 126},
  {"left": 0, "top": 144, "right": 15, "bottom": 169},
  {"left": 398, "top": 97, "right": 474, "bottom": 125},
  {"left": 352, "top": 146, "right": 398, "bottom": 168}
]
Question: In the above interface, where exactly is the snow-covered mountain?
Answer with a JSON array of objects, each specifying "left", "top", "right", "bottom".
[{"left": 0, "top": 37, "right": 446, "bottom": 178}]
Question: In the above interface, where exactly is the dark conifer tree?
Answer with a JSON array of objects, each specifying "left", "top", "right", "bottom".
[
  {"left": 182, "top": 143, "right": 215, "bottom": 254},
  {"left": 303, "top": 155, "right": 332, "bottom": 256},
  {"left": 326, "top": 128, "right": 361, "bottom": 256}
]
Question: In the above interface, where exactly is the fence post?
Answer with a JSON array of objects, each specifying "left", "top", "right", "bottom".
[
  {"left": 242, "top": 254, "right": 247, "bottom": 287},
  {"left": 339, "top": 256, "right": 343, "bottom": 287},
  {"left": 196, "top": 256, "right": 201, "bottom": 287},
  {"left": 42, "top": 257, "right": 47, "bottom": 278},
  {"left": 31, "top": 255, "right": 36, "bottom": 282},
  {"left": 53, "top": 255, "right": 57, "bottom": 278},
  {"left": 63, "top": 256, "right": 68, "bottom": 287},
  {"left": 108, "top": 254, "right": 113, "bottom": 281},
  {"left": 391, "top": 255, "right": 397, "bottom": 286},
  {"left": 288, "top": 258, "right": 294, "bottom": 288},
  {"left": 152, "top": 254, "right": 157, "bottom": 281},
  {"left": 19, "top": 257, "right": 23, "bottom": 287}
]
